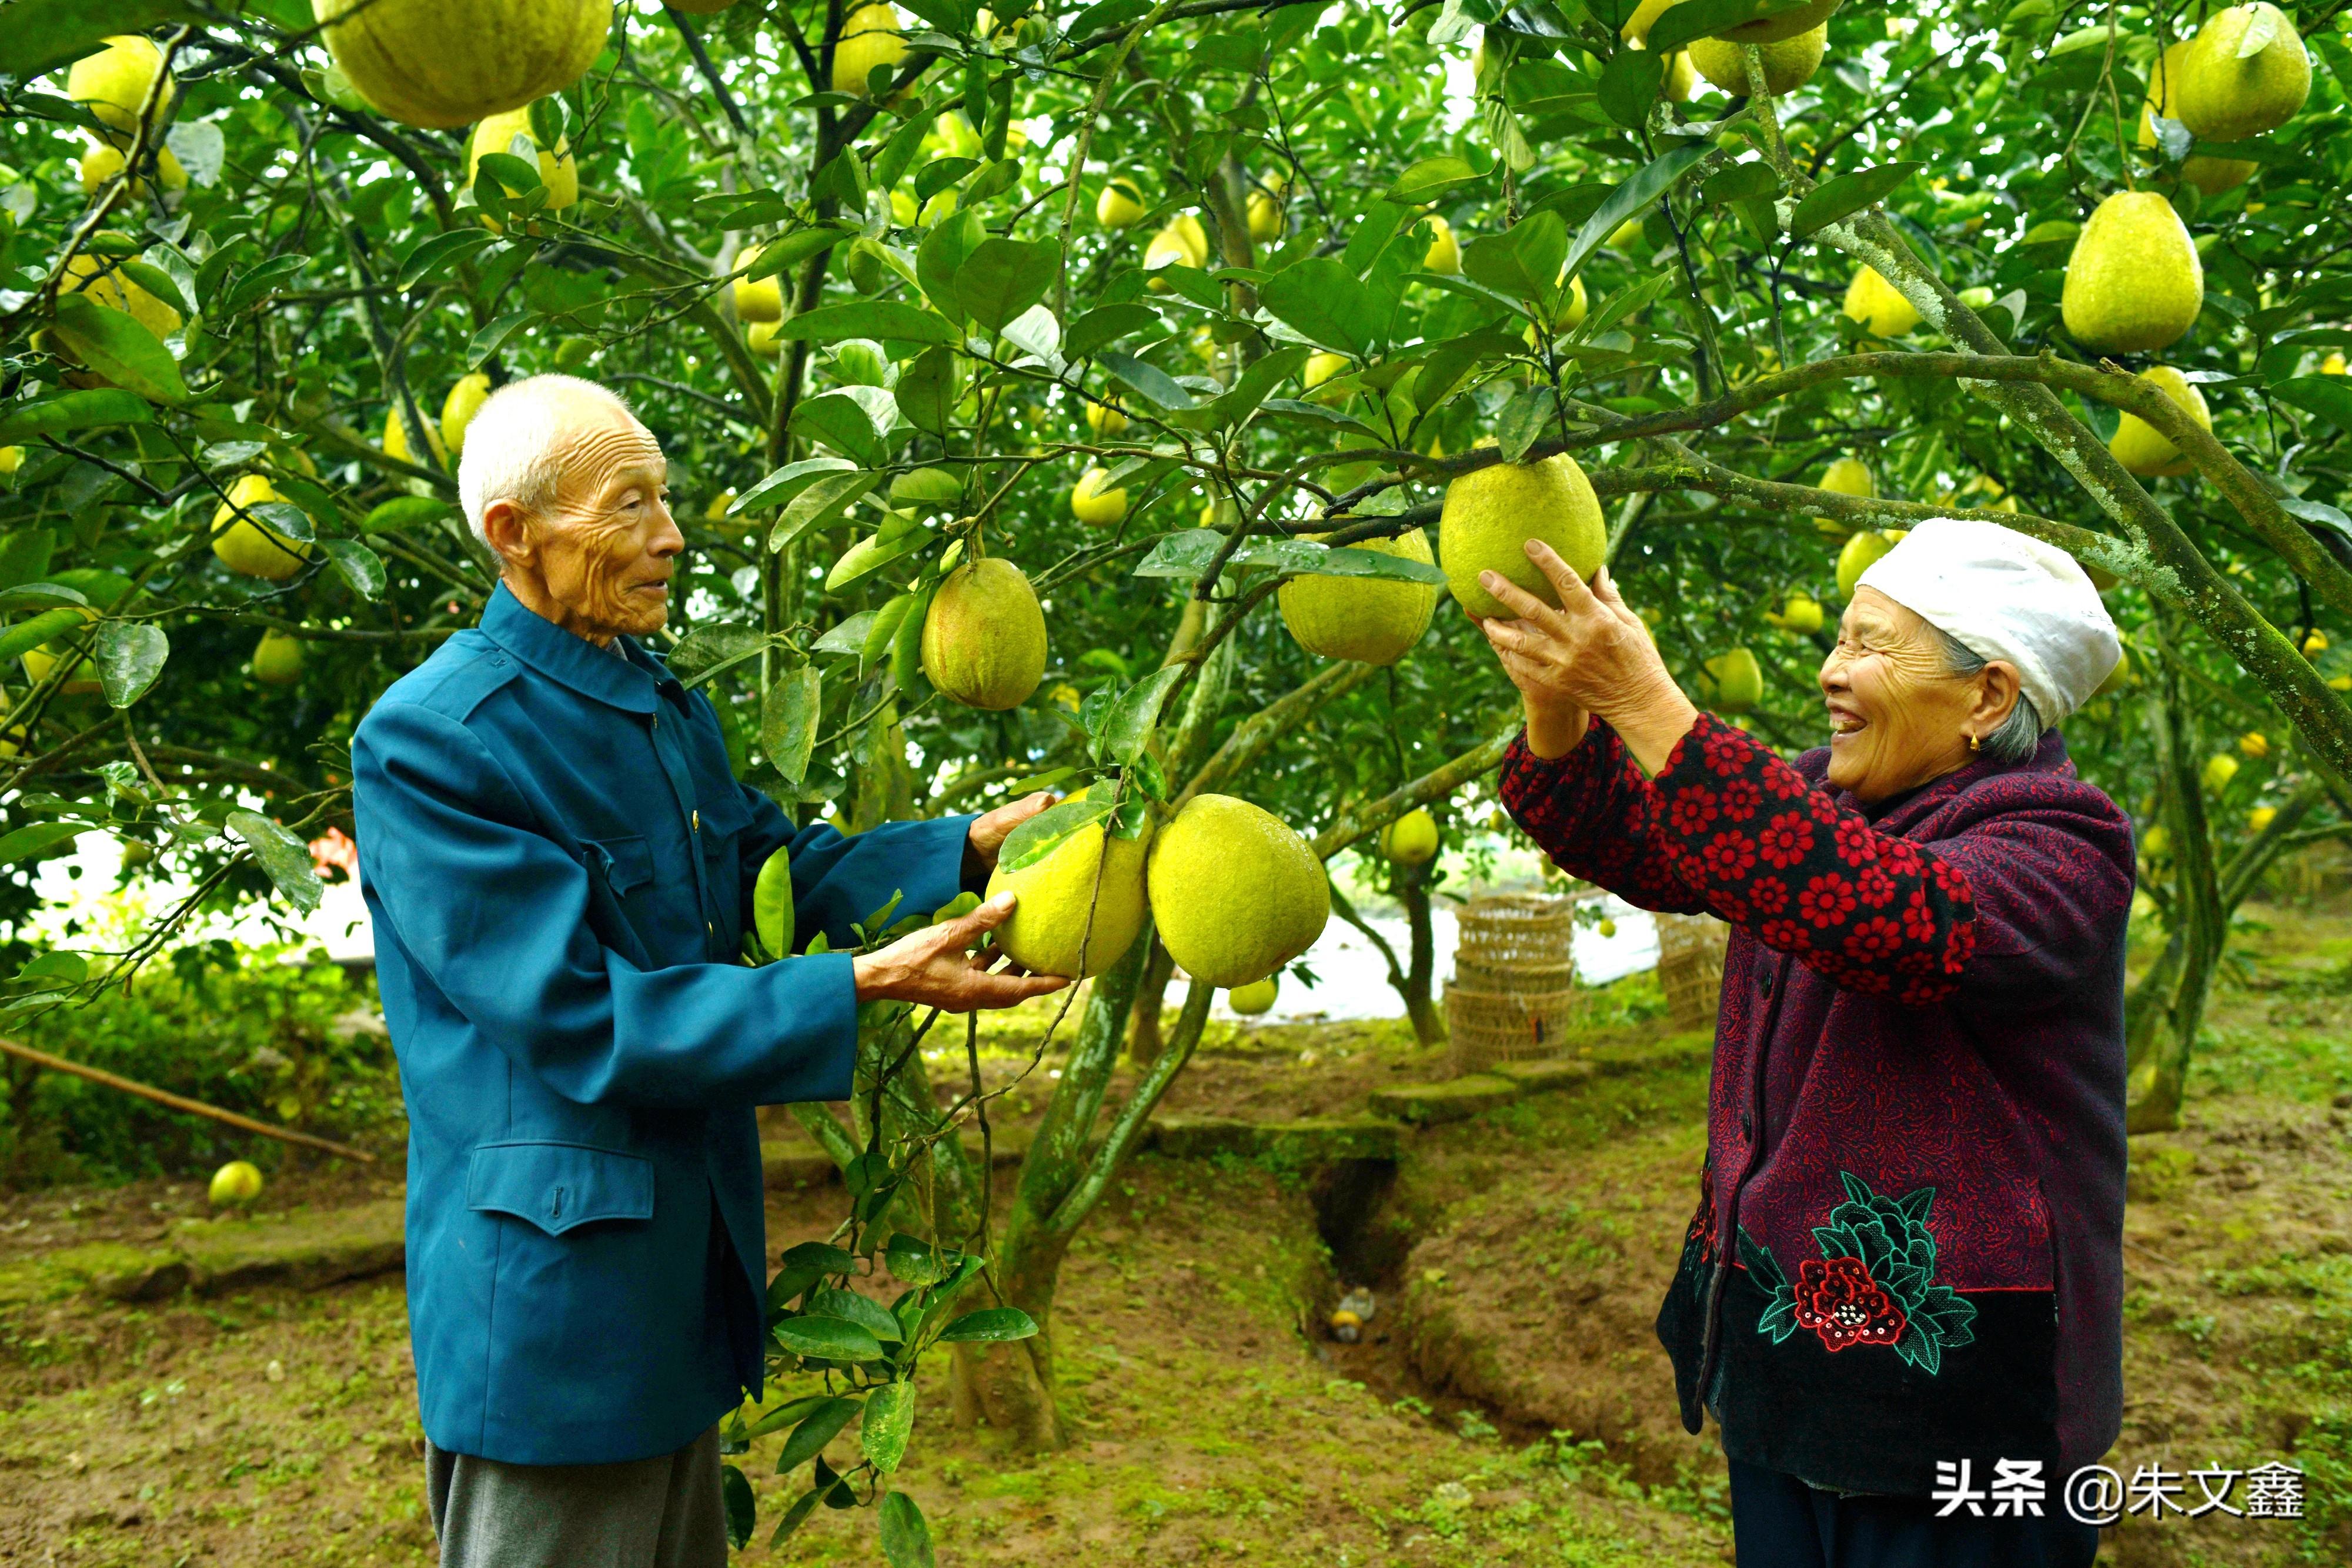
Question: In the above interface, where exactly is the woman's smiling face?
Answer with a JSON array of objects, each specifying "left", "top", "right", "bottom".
[{"left": 1819, "top": 587, "right": 2000, "bottom": 804}]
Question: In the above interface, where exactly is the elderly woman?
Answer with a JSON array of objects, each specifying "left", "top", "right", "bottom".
[{"left": 1479, "top": 519, "right": 2130, "bottom": 1568}]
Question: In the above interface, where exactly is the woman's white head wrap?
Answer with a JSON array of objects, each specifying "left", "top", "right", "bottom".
[{"left": 1855, "top": 518, "right": 2121, "bottom": 727}]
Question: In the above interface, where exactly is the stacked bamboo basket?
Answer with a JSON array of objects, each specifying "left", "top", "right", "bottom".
[
  {"left": 1655, "top": 911, "right": 1730, "bottom": 1031},
  {"left": 1444, "top": 893, "right": 1583, "bottom": 1075}
]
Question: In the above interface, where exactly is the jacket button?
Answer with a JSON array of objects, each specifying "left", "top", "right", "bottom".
[
  {"left": 1740, "top": 1111, "right": 1755, "bottom": 1140},
  {"left": 1759, "top": 968, "right": 1774, "bottom": 998},
  {"left": 692, "top": 811, "right": 700, "bottom": 833}
]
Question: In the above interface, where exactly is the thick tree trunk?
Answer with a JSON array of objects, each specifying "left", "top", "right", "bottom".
[
  {"left": 1125, "top": 936, "right": 1174, "bottom": 1063},
  {"left": 2125, "top": 620, "right": 2223, "bottom": 1133},
  {"left": 947, "top": 1242, "right": 1068, "bottom": 1449}
]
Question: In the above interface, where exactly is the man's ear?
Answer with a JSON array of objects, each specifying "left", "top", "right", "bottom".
[{"left": 479, "top": 498, "right": 531, "bottom": 570}]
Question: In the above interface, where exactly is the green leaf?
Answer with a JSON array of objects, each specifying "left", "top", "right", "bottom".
[
  {"left": 228, "top": 811, "right": 324, "bottom": 914},
  {"left": 752, "top": 843, "right": 794, "bottom": 959},
  {"left": 396, "top": 229, "right": 500, "bottom": 290},
  {"left": 779, "top": 1241, "right": 859, "bottom": 1275},
  {"left": 954, "top": 238, "right": 1060, "bottom": 333},
  {"left": 860, "top": 1381, "right": 916, "bottom": 1473},
  {"left": 779, "top": 301, "right": 959, "bottom": 346},
  {"left": 917, "top": 208, "right": 988, "bottom": 322},
  {"left": 790, "top": 389, "right": 896, "bottom": 467},
  {"left": 884, "top": 1232, "right": 945, "bottom": 1285},
  {"left": 763, "top": 664, "right": 823, "bottom": 785},
  {"left": 808, "top": 1286, "right": 905, "bottom": 1343},
  {"left": 997, "top": 793, "right": 1115, "bottom": 872},
  {"left": 936, "top": 1306, "right": 1039, "bottom": 1342},
  {"left": 896, "top": 346, "right": 962, "bottom": 436},
  {"left": 466, "top": 311, "right": 536, "bottom": 370},
  {"left": 1463, "top": 210, "right": 1567, "bottom": 306},
  {"left": 1098, "top": 351, "right": 1194, "bottom": 411},
  {"left": 0, "top": 0, "right": 195, "bottom": 76},
  {"left": 878, "top": 1491, "right": 935, "bottom": 1568},
  {"left": 16, "top": 950, "right": 88, "bottom": 989},
  {"left": 667, "top": 624, "right": 767, "bottom": 683},
  {"left": 774, "top": 1396, "right": 863, "bottom": 1473},
  {"left": 773, "top": 1314, "right": 886, "bottom": 1362},
  {"left": 1258, "top": 257, "right": 1384, "bottom": 355},
  {"left": 1496, "top": 385, "right": 1559, "bottom": 462},
  {"left": 1562, "top": 143, "right": 1712, "bottom": 286},
  {"left": 1065, "top": 302, "right": 1162, "bottom": 359},
  {"left": 362, "top": 496, "right": 459, "bottom": 533},
  {"left": 721, "top": 1464, "right": 755, "bottom": 1550},
  {"left": 2272, "top": 375, "right": 2352, "bottom": 435},
  {"left": 1383, "top": 155, "right": 1481, "bottom": 203},
  {"left": 733, "top": 456, "right": 859, "bottom": 516},
  {"left": 48, "top": 293, "right": 186, "bottom": 405},
  {"left": 0, "top": 822, "right": 86, "bottom": 868},
  {"left": 1789, "top": 162, "right": 1925, "bottom": 240},
  {"left": 1702, "top": 160, "right": 1782, "bottom": 205},
  {"left": 93, "top": 621, "right": 166, "bottom": 708},
  {"left": 746, "top": 223, "right": 859, "bottom": 279},
  {"left": 0, "top": 607, "right": 91, "bottom": 665},
  {"left": 890, "top": 467, "right": 963, "bottom": 507},
  {"left": 0, "top": 389, "right": 152, "bottom": 446},
  {"left": 1596, "top": 48, "right": 1666, "bottom": 130},
  {"left": 825, "top": 520, "right": 931, "bottom": 593},
  {"left": 1097, "top": 666, "right": 1185, "bottom": 765},
  {"left": 0, "top": 583, "right": 88, "bottom": 613},
  {"left": 1647, "top": 0, "right": 1812, "bottom": 52},
  {"left": 766, "top": 1486, "right": 824, "bottom": 1549},
  {"left": 320, "top": 539, "right": 387, "bottom": 600}
]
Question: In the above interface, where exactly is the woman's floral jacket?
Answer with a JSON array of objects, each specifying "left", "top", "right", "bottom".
[{"left": 1501, "top": 713, "right": 2135, "bottom": 1497}]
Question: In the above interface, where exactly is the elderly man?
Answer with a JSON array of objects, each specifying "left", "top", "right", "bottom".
[{"left": 352, "top": 375, "right": 1063, "bottom": 1568}]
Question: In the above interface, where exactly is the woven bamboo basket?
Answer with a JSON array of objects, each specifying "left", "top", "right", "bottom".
[
  {"left": 1445, "top": 893, "right": 1583, "bottom": 1075},
  {"left": 1655, "top": 911, "right": 1729, "bottom": 1032}
]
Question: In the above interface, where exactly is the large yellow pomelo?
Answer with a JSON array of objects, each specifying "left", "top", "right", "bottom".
[
  {"left": 833, "top": 4, "right": 908, "bottom": 95},
  {"left": 2107, "top": 365, "right": 2210, "bottom": 478},
  {"left": 442, "top": 372, "right": 493, "bottom": 456},
  {"left": 1247, "top": 190, "right": 1285, "bottom": 243},
  {"left": 1623, "top": 0, "right": 1840, "bottom": 46},
  {"left": 1070, "top": 468, "right": 1128, "bottom": 526},
  {"left": 2062, "top": 192, "right": 2202, "bottom": 355},
  {"left": 22, "top": 607, "right": 103, "bottom": 696},
  {"left": 313, "top": 0, "right": 612, "bottom": 130},
  {"left": 921, "top": 557, "right": 1047, "bottom": 710},
  {"left": 1303, "top": 352, "right": 1349, "bottom": 390},
  {"left": 2139, "top": 42, "right": 2257, "bottom": 197},
  {"left": 985, "top": 793, "right": 1152, "bottom": 979},
  {"left": 1438, "top": 454, "right": 1605, "bottom": 618},
  {"left": 251, "top": 631, "right": 306, "bottom": 686},
  {"left": 79, "top": 141, "right": 188, "bottom": 198},
  {"left": 1379, "top": 808, "right": 1439, "bottom": 867},
  {"left": 1085, "top": 397, "right": 1127, "bottom": 436},
  {"left": 383, "top": 403, "right": 450, "bottom": 467},
  {"left": 1422, "top": 214, "right": 1462, "bottom": 275},
  {"left": 1096, "top": 178, "right": 1146, "bottom": 229},
  {"left": 1147, "top": 794, "right": 1329, "bottom": 988},
  {"left": 2176, "top": 4, "right": 2310, "bottom": 144},
  {"left": 1228, "top": 974, "right": 1279, "bottom": 1015},
  {"left": 1688, "top": 24, "right": 1826, "bottom": 95},
  {"left": 466, "top": 108, "right": 578, "bottom": 228},
  {"left": 1701, "top": 647, "right": 1764, "bottom": 714},
  {"left": 1843, "top": 266, "right": 1918, "bottom": 337},
  {"left": 212, "top": 474, "right": 315, "bottom": 581},
  {"left": 734, "top": 243, "right": 782, "bottom": 323},
  {"left": 1836, "top": 530, "right": 1898, "bottom": 599},
  {"left": 66, "top": 36, "right": 178, "bottom": 146},
  {"left": 1278, "top": 529, "right": 1439, "bottom": 666}
]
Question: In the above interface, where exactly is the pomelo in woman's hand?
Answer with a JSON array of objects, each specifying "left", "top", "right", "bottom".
[
  {"left": 1439, "top": 454, "right": 1605, "bottom": 618},
  {"left": 1147, "top": 795, "right": 1328, "bottom": 988},
  {"left": 210, "top": 1160, "right": 263, "bottom": 1208}
]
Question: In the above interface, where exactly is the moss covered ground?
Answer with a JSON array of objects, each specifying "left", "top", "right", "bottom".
[{"left": 0, "top": 905, "right": 2344, "bottom": 1565}]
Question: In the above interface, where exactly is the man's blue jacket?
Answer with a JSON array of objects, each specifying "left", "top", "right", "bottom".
[{"left": 352, "top": 585, "right": 972, "bottom": 1466}]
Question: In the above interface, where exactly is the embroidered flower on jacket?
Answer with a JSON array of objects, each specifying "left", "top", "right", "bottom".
[
  {"left": 1747, "top": 876, "right": 1789, "bottom": 917},
  {"left": 1699, "top": 831, "right": 1756, "bottom": 880},
  {"left": 1796, "top": 873, "right": 1857, "bottom": 927},
  {"left": 1670, "top": 788, "right": 1720, "bottom": 837},
  {"left": 1740, "top": 1172, "right": 1979, "bottom": 1375},
  {"left": 1790, "top": 1257, "right": 1907, "bottom": 1349},
  {"left": 1718, "top": 775, "right": 1763, "bottom": 821}
]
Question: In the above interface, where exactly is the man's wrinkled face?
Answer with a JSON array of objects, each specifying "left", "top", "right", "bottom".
[{"left": 493, "top": 398, "right": 681, "bottom": 642}]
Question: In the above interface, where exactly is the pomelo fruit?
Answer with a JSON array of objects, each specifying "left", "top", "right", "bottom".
[
  {"left": 1438, "top": 454, "right": 1606, "bottom": 618},
  {"left": 1378, "top": 808, "right": 1439, "bottom": 867},
  {"left": 212, "top": 474, "right": 316, "bottom": 582},
  {"left": 1147, "top": 794, "right": 1328, "bottom": 988},
  {"left": 985, "top": 791, "right": 1151, "bottom": 979},
  {"left": 251, "top": 631, "right": 306, "bottom": 686},
  {"left": 313, "top": 0, "right": 612, "bottom": 130},
  {"left": 2107, "top": 365, "right": 2210, "bottom": 479},
  {"left": 1228, "top": 975, "right": 1279, "bottom": 1015},
  {"left": 2062, "top": 192, "right": 2202, "bottom": 355},
  {"left": 1277, "top": 529, "right": 1439, "bottom": 666},
  {"left": 209, "top": 1159, "right": 263, "bottom": 1208},
  {"left": 921, "top": 557, "right": 1047, "bottom": 710}
]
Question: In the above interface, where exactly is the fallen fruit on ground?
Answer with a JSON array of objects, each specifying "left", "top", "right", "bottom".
[
  {"left": 1148, "top": 794, "right": 1329, "bottom": 988},
  {"left": 209, "top": 1159, "right": 263, "bottom": 1208},
  {"left": 921, "top": 557, "right": 1048, "bottom": 710},
  {"left": 1278, "top": 529, "right": 1439, "bottom": 666},
  {"left": 986, "top": 791, "right": 1151, "bottom": 979},
  {"left": 1439, "top": 454, "right": 1606, "bottom": 618}
]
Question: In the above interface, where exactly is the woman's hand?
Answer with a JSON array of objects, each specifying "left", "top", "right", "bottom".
[
  {"left": 852, "top": 891, "right": 1070, "bottom": 1011},
  {"left": 1475, "top": 541, "right": 1699, "bottom": 775}
]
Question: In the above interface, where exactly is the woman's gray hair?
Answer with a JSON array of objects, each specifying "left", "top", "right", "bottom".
[
  {"left": 456, "top": 375, "right": 634, "bottom": 548},
  {"left": 1927, "top": 623, "right": 2045, "bottom": 763}
]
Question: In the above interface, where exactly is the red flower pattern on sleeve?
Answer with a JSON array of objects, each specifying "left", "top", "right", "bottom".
[{"left": 1501, "top": 714, "right": 1976, "bottom": 1003}]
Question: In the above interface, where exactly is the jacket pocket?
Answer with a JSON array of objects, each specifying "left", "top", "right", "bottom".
[
  {"left": 585, "top": 834, "right": 654, "bottom": 895},
  {"left": 466, "top": 1141, "right": 654, "bottom": 1236}
]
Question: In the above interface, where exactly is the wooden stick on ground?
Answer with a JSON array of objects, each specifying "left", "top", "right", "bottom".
[{"left": 0, "top": 1035, "right": 377, "bottom": 1164}]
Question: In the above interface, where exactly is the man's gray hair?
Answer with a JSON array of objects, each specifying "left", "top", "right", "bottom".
[
  {"left": 456, "top": 375, "right": 635, "bottom": 547},
  {"left": 1927, "top": 623, "right": 2046, "bottom": 764}
]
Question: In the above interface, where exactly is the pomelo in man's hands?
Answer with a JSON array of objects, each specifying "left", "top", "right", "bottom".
[
  {"left": 1147, "top": 795, "right": 1328, "bottom": 988},
  {"left": 985, "top": 795, "right": 1150, "bottom": 979},
  {"left": 1439, "top": 454, "right": 1605, "bottom": 618},
  {"left": 754, "top": 848, "right": 793, "bottom": 959}
]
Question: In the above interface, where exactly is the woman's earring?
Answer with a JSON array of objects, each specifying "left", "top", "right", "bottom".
[{"left": 1966, "top": 731, "right": 1982, "bottom": 754}]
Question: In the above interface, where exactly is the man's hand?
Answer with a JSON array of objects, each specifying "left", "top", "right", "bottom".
[
  {"left": 851, "top": 891, "right": 1070, "bottom": 1011},
  {"left": 966, "top": 790, "right": 1057, "bottom": 869}
]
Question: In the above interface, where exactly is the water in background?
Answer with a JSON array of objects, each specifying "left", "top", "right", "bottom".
[{"left": 1195, "top": 894, "right": 1659, "bottom": 1024}]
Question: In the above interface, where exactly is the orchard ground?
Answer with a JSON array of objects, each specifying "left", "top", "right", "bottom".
[{"left": 0, "top": 905, "right": 2346, "bottom": 1567}]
